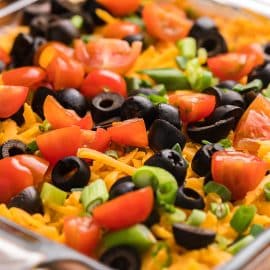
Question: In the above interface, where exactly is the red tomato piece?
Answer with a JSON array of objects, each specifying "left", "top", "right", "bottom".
[
  {"left": 74, "top": 39, "right": 142, "bottom": 74},
  {"left": 207, "top": 53, "right": 256, "bottom": 81},
  {"left": 0, "top": 157, "right": 33, "bottom": 203},
  {"left": 93, "top": 187, "right": 154, "bottom": 230},
  {"left": 0, "top": 47, "right": 11, "bottom": 64},
  {"left": 43, "top": 96, "right": 93, "bottom": 129},
  {"left": 0, "top": 85, "right": 29, "bottom": 118},
  {"left": 64, "top": 216, "right": 101, "bottom": 256},
  {"left": 143, "top": 2, "right": 192, "bottom": 42},
  {"left": 103, "top": 21, "right": 140, "bottom": 39},
  {"left": 212, "top": 151, "right": 267, "bottom": 200},
  {"left": 46, "top": 54, "right": 84, "bottom": 90},
  {"left": 237, "top": 43, "right": 264, "bottom": 67},
  {"left": 2, "top": 67, "right": 46, "bottom": 88},
  {"left": 108, "top": 118, "right": 148, "bottom": 147},
  {"left": 234, "top": 95, "right": 270, "bottom": 152},
  {"left": 13, "top": 155, "right": 49, "bottom": 187},
  {"left": 81, "top": 128, "right": 111, "bottom": 152},
  {"left": 97, "top": 0, "right": 140, "bottom": 16},
  {"left": 36, "top": 126, "right": 82, "bottom": 164},
  {"left": 168, "top": 91, "right": 216, "bottom": 123},
  {"left": 80, "top": 69, "right": 127, "bottom": 98}
]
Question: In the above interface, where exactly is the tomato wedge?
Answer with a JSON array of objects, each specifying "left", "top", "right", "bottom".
[
  {"left": 207, "top": 53, "right": 256, "bottom": 81},
  {"left": 93, "top": 187, "right": 154, "bottom": 230},
  {"left": 143, "top": 2, "right": 192, "bottom": 42},
  {"left": 64, "top": 216, "right": 101, "bottom": 256},
  {"left": 36, "top": 126, "right": 82, "bottom": 164},
  {"left": 234, "top": 95, "right": 270, "bottom": 153},
  {"left": 43, "top": 96, "right": 93, "bottom": 129},
  {"left": 80, "top": 69, "right": 127, "bottom": 99},
  {"left": 2, "top": 67, "right": 46, "bottom": 88},
  {"left": 103, "top": 21, "right": 140, "bottom": 39},
  {"left": 168, "top": 91, "right": 216, "bottom": 123},
  {"left": 0, "top": 157, "right": 33, "bottom": 203},
  {"left": 212, "top": 151, "right": 267, "bottom": 200},
  {"left": 108, "top": 118, "right": 148, "bottom": 147},
  {"left": 74, "top": 39, "right": 142, "bottom": 74},
  {"left": 0, "top": 85, "right": 29, "bottom": 118},
  {"left": 96, "top": 0, "right": 140, "bottom": 16}
]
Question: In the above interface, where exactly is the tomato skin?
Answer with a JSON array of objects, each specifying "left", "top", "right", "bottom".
[
  {"left": 212, "top": 151, "right": 267, "bottom": 200},
  {"left": 143, "top": 3, "right": 192, "bottom": 42},
  {"left": 97, "top": 0, "right": 140, "bottom": 16},
  {"left": 0, "top": 47, "right": 11, "bottom": 64},
  {"left": 0, "top": 85, "right": 29, "bottom": 118},
  {"left": 108, "top": 118, "right": 148, "bottom": 147},
  {"left": 2, "top": 67, "right": 46, "bottom": 88},
  {"left": 168, "top": 91, "right": 216, "bottom": 123},
  {"left": 237, "top": 43, "right": 264, "bottom": 67},
  {"left": 64, "top": 216, "right": 102, "bottom": 255},
  {"left": 207, "top": 53, "right": 256, "bottom": 81},
  {"left": 93, "top": 187, "right": 154, "bottom": 230},
  {"left": 103, "top": 21, "right": 140, "bottom": 39},
  {"left": 46, "top": 55, "right": 84, "bottom": 90},
  {"left": 74, "top": 39, "right": 142, "bottom": 74},
  {"left": 80, "top": 69, "right": 127, "bottom": 98},
  {"left": 36, "top": 126, "right": 82, "bottom": 164},
  {"left": 43, "top": 96, "right": 93, "bottom": 129},
  {"left": 0, "top": 157, "right": 33, "bottom": 203}
]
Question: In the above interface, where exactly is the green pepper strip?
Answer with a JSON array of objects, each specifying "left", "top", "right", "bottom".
[{"left": 132, "top": 166, "right": 178, "bottom": 205}]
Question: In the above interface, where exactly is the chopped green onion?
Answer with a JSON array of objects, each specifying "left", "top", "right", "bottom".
[
  {"left": 175, "top": 56, "right": 188, "bottom": 70},
  {"left": 263, "top": 181, "right": 270, "bottom": 201},
  {"left": 39, "top": 120, "right": 51, "bottom": 132},
  {"left": 153, "top": 84, "right": 166, "bottom": 95},
  {"left": 186, "top": 209, "right": 206, "bottom": 226},
  {"left": 148, "top": 94, "right": 168, "bottom": 104},
  {"left": 216, "top": 235, "right": 231, "bottom": 250},
  {"left": 171, "top": 143, "right": 182, "bottom": 154},
  {"left": 165, "top": 208, "right": 187, "bottom": 224},
  {"left": 176, "top": 37, "right": 197, "bottom": 59},
  {"left": 124, "top": 15, "right": 145, "bottom": 29},
  {"left": 27, "top": 140, "right": 39, "bottom": 153},
  {"left": 82, "top": 35, "right": 91, "bottom": 43},
  {"left": 80, "top": 179, "right": 109, "bottom": 212},
  {"left": 40, "top": 182, "right": 67, "bottom": 206},
  {"left": 204, "top": 181, "right": 232, "bottom": 202},
  {"left": 151, "top": 241, "right": 172, "bottom": 268},
  {"left": 210, "top": 202, "right": 230, "bottom": 219},
  {"left": 71, "top": 15, "right": 84, "bottom": 29},
  {"left": 125, "top": 77, "right": 152, "bottom": 92},
  {"left": 105, "top": 150, "right": 118, "bottom": 159},
  {"left": 218, "top": 138, "right": 232, "bottom": 148},
  {"left": 202, "top": 140, "right": 212, "bottom": 145},
  {"left": 197, "top": 48, "right": 208, "bottom": 65},
  {"left": 250, "top": 224, "right": 264, "bottom": 237},
  {"left": 233, "top": 79, "right": 263, "bottom": 93},
  {"left": 227, "top": 235, "right": 254, "bottom": 255},
  {"left": 230, "top": 205, "right": 257, "bottom": 234}
]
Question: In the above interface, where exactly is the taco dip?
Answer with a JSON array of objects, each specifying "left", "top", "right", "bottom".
[{"left": 1, "top": 0, "right": 270, "bottom": 269}]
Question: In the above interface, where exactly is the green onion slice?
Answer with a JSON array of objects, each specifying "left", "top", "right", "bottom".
[
  {"left": 264, "top": 181, "right": 270, "bottom": 201},
  {"left": 210, "top": 202, "right": 230, "bottom": 219},
  {"left": 204, "top": 181, "right": 232, "bottom": 202},
  {"left": 186, "top": 209, "right": 206, "bottom": 226},
  {"left": 40, "top": 182, "right": 67, "bottom": 206},
  {"left": 227, "top": 235, "right": 254, "bottom": 255}
]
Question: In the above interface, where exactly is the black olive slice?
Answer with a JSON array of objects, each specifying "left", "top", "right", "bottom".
[
  {"left": 191, "top": 143, "right": 224, "bottom": 177},
  {"left": 7, "top": 186, "right": 43, "bottom": 214},
  {"left": 0, "top": 140, "right": 27, "bottom": 158},
  {"left": 216, "top": 80, "right": 237, "bottom": 89},
  {"left": 82, "top": 0, "right": 107, "bottom": 26},
  {"left": 173, "top": 223, "right": 216, "bottom": 250},
  {"left": 100, "top": 246, "right": 141, "bottom": 270},
  {"left": 91, "top": 92, "right": 125, "bottom": 123},
  {"left": 148, "top": 119, "right": 186, "bottom": 152},
  {"left": 263, "top": 43, "right": 270, "bottom": 62},
  {"left": 10, "top": 106, "right": 25, "bottom": 126},
  {"left": 51, "top": 0, "right": 80, "bottom": 15},
  {"left": 144, "top": 149, "right": 188, "bottom": 186},
  {"left": 128, "top": 88, "right": 159, "bottom": 96},
  {"left": 187, "top": 117, "right": 235, "bottom": 143},
  {"left": 175, "top": 186, "right": 205, "bottom": 210},
  {"left": 22, "top": 2, "right": 51, "bottom": 25},
  {"left": 52, "top": 156, "right": 90, "bottom": 191},
  {"left": 30, "top": 15, "right": 49, "bottom": 37},
  {"left": 248, "top": 61, "right": 270, "bottom": 88},
  {"left": 109, "top": 176, "right": 132, "bottom": 191},
  {"left": 123, "top": 34, "right": 144, "bottom": 46},
  {"left": 56, "top": 88, "right": 88, "bottom": 117},
  {"left": 109, "top": 181, "right": 136, "bottom": 199}
]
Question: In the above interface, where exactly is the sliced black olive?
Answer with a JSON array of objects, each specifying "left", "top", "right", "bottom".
[
  {"left": 22, "top": 2, "right": 51, "bottom": 25},
  {"left": 100, "top": 246, "right": 141, "bottom": 270},
  {"left": 0, "top": 140, "right": 27, "bottom": 158},
  {"left": 30, "top": 15, "right": 49, "bottom": 37},
  {"left": 175, "top": 186, "right": 205, "bottom": 210},
  {"left": 52, "top": 156, "right": 90, "bottom": 191},
  {"left": 191, "top": 143, "right": 224, "bottom": 177},
  {"left": 128, "top": 88, "right": 159, "bottom": 96},
  {"left": 243, "top": 90, "right": 258, "bottom": 106},
  {"left": 109, "top": 176, "right": 132, "bottom": 190},
  {"left": 109, "top": 181, "right": 136, "bottom": 199},
  {"left": 120, "top": 95, "right": 153, "bottom": 127},
  {"left": 82, "top": 0, "right": 107, "bottom": 26},
  {"left": 216, "top": 80, "right": 237, "bottom": 89},
  {"left": 11, "top": 106, "right": 25, "bottom": 126},
  {"left": 50, "top": 0, "right": 79, "bottom": 15},
  {"left": 91, "top": 92, "right": 125, "bottom": 123},
  {"left": 32, "top": 86, "right": 56, "bottom": 119},
  {"left": 94, "top": 117, "right": 122, "bottom": 130},
  {"left": 7, "top": 186, "right": 43, "bottom": 214},
  {"left": 248, "top": 61, "right": 270, "bottom": 88},
  {"left": 148, "top": 103, "right": 182, "bottom": 129},
  {"left": 148, "top": 119, "right": 186, "bottom": 152},
  {"left": 205, "top": 105, "right": 244, "bottom": 127},
  {"left": 189, "top": 17, "right": 227, "bottom": 57},
  {"left": 187, "top": 117, "right": 235, "bottom": 143},
  {"left": 80, "top": 12, "right": 95, "bottom": 33},
  {"left": 204, "top": 86, "right": 245, "bottom": 108},
  {"left": 144, "top": 207, "right": 160, "bottom": 228},
  {"left": 263, "top": 43, "right": 270, "bottom": 62},
  {"left": 47, "top": 19, "right": 79, "bottom": 44},
  {"left": 56, "top": 88, "right": 88, "bottom": 117},
  {"left": 144, "top": 149, "right": 187, "bottom": 186},
  {"left": 123, "top": 34, "right": 144, "bottom": 46},
  {"left": 173, "top": 223, "right": 216, "bottom": 250}
]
